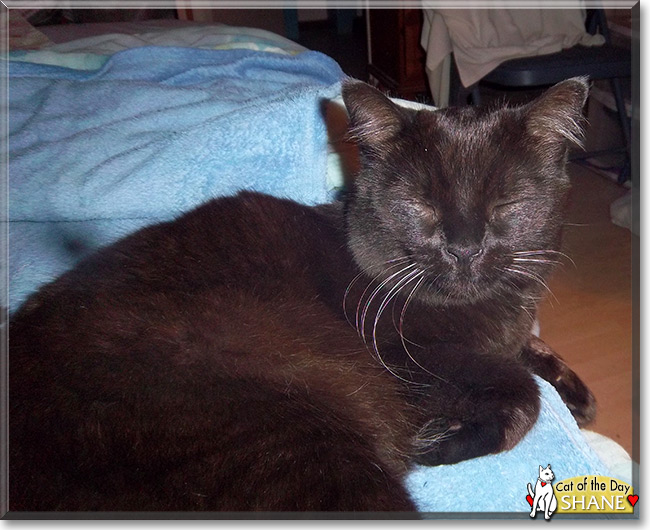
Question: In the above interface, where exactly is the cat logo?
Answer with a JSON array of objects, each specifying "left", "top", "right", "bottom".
[
  {"left": 527, "top": 464, "right": 558, "bottom": 520},
  {"left": 526, "top": 468, "right": 637, "bottom": 517}
]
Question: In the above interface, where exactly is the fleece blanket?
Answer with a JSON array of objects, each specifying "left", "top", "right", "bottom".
[
  {"left": 5, "top": 45, "right": 619, "bottom": 514},
  {"left": 7, "top": 46, "right": 343, "bottom": 311}
]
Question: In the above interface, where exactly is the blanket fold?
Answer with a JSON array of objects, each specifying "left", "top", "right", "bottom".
[
  {"left": 9, "top": 47, "right": 344, "bottom": 226},
  {"left": 8, "top": 46, "right": 343, "bottom": 311}
]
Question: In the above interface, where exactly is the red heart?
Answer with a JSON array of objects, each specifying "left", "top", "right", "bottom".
[
  {"left": 526, "top": 494, "right": 533, "bottom": 506},
  {"left": 627, "top": 495, "right": 638, "bottom": 507}
]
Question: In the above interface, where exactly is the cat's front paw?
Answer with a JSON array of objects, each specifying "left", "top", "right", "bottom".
[
  {"left": 520, "top": 336, "right": 596, "bottom": 426},
  {"left": 412, "top": 417, "right": 495, "bottom": 466},
  {"left": 552, "top": 364, "right": 596, "bottom": 427},
  {"left": 411, "top": 400, "right": 539, "bottom": 466}
]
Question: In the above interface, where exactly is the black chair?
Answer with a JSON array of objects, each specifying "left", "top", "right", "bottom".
[{"left": 452, "top": 9, "right": 631, "bottom": 183}]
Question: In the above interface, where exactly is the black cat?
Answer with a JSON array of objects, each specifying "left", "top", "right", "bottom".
[{"left": 9, "top": 78, "right": 595, "bottom": 512}]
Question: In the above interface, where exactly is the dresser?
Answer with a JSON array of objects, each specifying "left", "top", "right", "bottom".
[{"left": 366, "top": 9, "right": 429, "bottom": 101}]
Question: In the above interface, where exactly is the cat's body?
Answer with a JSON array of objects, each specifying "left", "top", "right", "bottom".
[
  {"left": 528, "top": 465, "right": 558, "bottom": 519},
  {"left": 9, "top": 79, "right": 595, "bottom": 512}
]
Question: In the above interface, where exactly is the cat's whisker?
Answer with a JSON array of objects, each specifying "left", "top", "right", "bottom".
[
  {"left": 372, "top": 269, "right": 422, "bottom": 341},
  {"left": 343, "top": 257, "right": 412, "bottom": 328},
  {"left": 519, "top": 302, "right": 536, "bottom": 325},
  {"left": 354, "top": 260, "right": 415, "bottom": 335},
  {"left": 371, "top": 269, "right": 422, "bottom": 342},
  {"left": 389, "top": 266, "right": 430, "bottom": 344},
  {"left": 397, "top": 273, "right": 451, "bottom": 385},
  {"left": 343, "top": 271, "right": 372, "bottom": 328},
  {"left": 511, "top": 257, "right": 561, "bottom": 266},
  {"left": 359, "top": 263, "right": 418, "bottom": 343},
  {"left": 505, "top": 265, "right": 559, "bottom": 306},
  {"left": 512, "top": 249, "right": 577, "bottom": 269},
  {"left": 498, "top": 271, "right": 541, "bottom": 318},
  {"left": 396, "top": 274, "right": 425, "bottom": 343},
  {"left": 369, "top": 268, "right": 431, "bottom": 387}
]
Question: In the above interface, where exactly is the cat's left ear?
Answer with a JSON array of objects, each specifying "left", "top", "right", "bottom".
[
  {"left": 523, "top": 76, "right": 589, "bottom": 153},
  {"left": 342, "top": 79, "right": 407, "bottom": 149}
]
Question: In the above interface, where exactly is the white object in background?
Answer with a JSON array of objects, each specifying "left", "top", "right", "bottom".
[{"left": 420, "top": 8, "right": 604, "bottom": 107}]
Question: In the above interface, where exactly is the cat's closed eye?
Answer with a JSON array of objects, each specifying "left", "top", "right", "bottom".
[
  {"left": 405, "top": 201, "right": 440, "bottom": 229},
  {"left": 489, "top": 199, "right": 528, "bottom": 221}
]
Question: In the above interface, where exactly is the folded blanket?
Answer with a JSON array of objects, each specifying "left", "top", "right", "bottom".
[
  {"left": 8, "top": 46, "right": 344, "bottom": 310},
  {"left": 9, "top": 47, "right": 343, "bottom": 224}
]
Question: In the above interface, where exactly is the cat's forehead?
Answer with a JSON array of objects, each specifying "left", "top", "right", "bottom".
[
  {"left": 408, "top": 107, "right": 525, "bottom": 196},
  {"left": 414, "top": 105, "right": 516, "bottom": 146}
]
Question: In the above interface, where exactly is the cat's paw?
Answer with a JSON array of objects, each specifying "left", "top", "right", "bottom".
[
  {"left": 410, "top": 355, "right": 542, "bottom": 466},
  {"left": 520, "top": 336, "right": 596, "bottom": 426},
  {"left": 551, "top": 364, "right": 596, "bottom": 426},
  {"left": 411, "top": 417, "right": 496, "bottom": 465},
  {"left": 411, "top": 400, "right": 539, "bottom": 466}
]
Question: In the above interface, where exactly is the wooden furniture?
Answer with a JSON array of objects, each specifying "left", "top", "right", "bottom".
[{"left": 366, "top": 9, "right": 429, "bottom": 100}]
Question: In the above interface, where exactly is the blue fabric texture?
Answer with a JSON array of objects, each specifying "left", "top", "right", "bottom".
[
  {"left": 8, "top": 46, "right": 344, "bottom": 311},
  {"left": 7, "top": 46, "right": 610, "bottom": 513}
]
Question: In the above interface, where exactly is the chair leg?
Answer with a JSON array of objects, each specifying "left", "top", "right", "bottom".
[
  {"left": 471, "top": 85, "right": 481, "bottom": 105},
  {"left": 609, "top": 77, "right": 632, "bottom": 183},
  {"left": 618, "top": 157, "right": 631, "bottom": 184},
  {"left": 449, "top": 55, "right": 474, "bottom": 106}
]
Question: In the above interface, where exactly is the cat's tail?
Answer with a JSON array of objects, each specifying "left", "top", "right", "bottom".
[{"left": 527, "top": 483, "right": 534, "bottom": 498}]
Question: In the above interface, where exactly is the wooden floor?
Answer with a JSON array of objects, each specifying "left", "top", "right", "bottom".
[{"left": 536, "top": 164, "right": 636, "bottom": 460}]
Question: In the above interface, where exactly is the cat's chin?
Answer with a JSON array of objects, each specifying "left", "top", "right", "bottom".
[{"left": 418, "top": 275, "right": 497, "bottom": 306}]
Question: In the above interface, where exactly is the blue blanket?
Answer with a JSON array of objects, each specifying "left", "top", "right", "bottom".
[
  {"left": 8, "top": 47, "right": 343, "bottom": 310},
  {"left": 6, "top": 45, "right": 612, "bottom": 513}
]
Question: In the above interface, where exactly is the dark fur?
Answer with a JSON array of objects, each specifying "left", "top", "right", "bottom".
[{"left": 9, "top": 78, "right": 595, "bottom": 512}]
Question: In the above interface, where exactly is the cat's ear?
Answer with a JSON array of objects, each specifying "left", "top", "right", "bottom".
[
  {"left": 539, "top": 465, "right": 544, "bottom": 473},
  {"left": 342, "top": 79, "right": 406, "bottom": 149},
  {"left": 523, "top": 76, "right": 589, "bottom": 152}
]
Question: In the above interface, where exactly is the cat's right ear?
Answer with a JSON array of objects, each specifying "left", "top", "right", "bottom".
[
  {"left": 342, "top": 79, "right": 405, "bottom": 149},
  {"left": 524, "top": 76, "right": 589, "bottom": 149}
]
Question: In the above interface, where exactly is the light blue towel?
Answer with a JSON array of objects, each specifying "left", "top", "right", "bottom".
[
  {"left": 9, "top": 47, "right": 343, "bottom": 224},
  {"left": 8, "top": 47, "right": 344, "bottom": 310}
]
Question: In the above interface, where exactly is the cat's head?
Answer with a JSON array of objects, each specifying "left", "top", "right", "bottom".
[
  {"left": 342, "top": 78, "right": 588, "bottom": 305},
  {"left": 539, "top": 464, "right": 555, "bottom": 481}
]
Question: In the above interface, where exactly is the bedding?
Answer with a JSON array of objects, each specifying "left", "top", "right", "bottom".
[
  {"left": 8, "top": 46, "right": 343, "bottom": 311},
  {"left": 3, "top": 20, "right": 632, "bottom": 515}
]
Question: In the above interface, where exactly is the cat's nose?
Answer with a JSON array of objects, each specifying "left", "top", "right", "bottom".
[{"left": 445, "top": 244, "right": 483, "bottom": 263}]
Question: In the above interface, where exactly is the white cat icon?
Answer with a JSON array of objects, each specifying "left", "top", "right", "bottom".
[{"left": 527, "top": 464, "right": 558, "bottom": 519}]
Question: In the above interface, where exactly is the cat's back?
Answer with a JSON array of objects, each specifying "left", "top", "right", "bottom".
[
  {"left": 9, "top": 192, "right": 416, "bottom": 511},
  {"left": 10, "top": 191, "right": 357, "bottom": 387},
  {"left": 13, "top": 192, "right": 344, "bottom": 326}
]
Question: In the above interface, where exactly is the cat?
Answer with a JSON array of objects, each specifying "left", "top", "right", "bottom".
[
  {"left": 9, "top": 77, "right": 596, "bottom": 512},
  {"left": 528, "top": 464, "right": 558, "bottom": 519}
]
